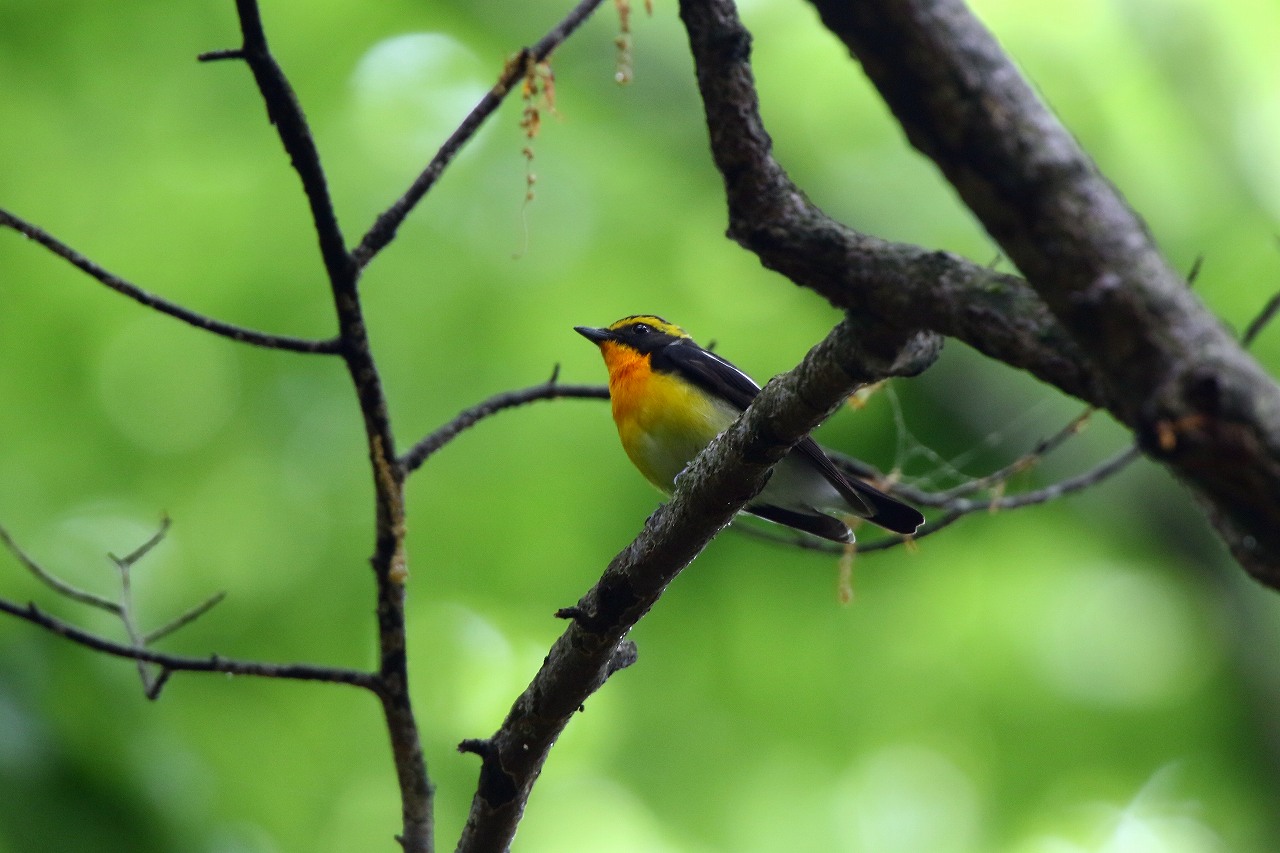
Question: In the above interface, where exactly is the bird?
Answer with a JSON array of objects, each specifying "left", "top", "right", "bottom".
[{"left": 574, "top": 315, "right": 924, "bottom": 543}]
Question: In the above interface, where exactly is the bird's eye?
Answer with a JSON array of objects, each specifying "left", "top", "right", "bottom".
[{"left": 631, "top": 323, "right": 652, "bottom": 336}]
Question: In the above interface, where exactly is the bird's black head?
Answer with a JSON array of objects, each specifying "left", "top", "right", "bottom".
[{"left": 574, "top": 315, "right": 692, "bottom": 354}]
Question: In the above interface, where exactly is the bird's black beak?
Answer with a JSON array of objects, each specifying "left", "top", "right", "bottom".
[{"left": 574, "top": 325, "right": 612, "bottom": 345}]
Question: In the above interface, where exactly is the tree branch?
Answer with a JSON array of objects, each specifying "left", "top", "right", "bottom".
[
  {"left": 674, "top": 0, "right": 1107, "bottom": 407},
  {"left": 351, "top": 0, "right": 610, "bottom": 268},
  {"left": 200, "top": 0, "right": 351, "bottom": 289},
  {"left": 677, "top": 0, "right": 1280, "bottom": 585},
  {"left": 0, "top": 208, "right": 340, "bottom": 354},
  {"left": 203, "top": 2, "right": 429, "bottom": 846},
  {"left": 401, "top": 369, "right": 608, "bottom": 474},
  {"left": 803, "top": 0, "right": 1280, "bottom": 584},
  {"left": 453, "top": 319, "right": 940, "bottom": 852},
  {"left": 866, "top": 444, "right": 1140, "bottom": 554},
  {"left": 144, "top": 591, "right": 228, "bottom": 645},
  {"left": 0, "top": 598, "right": 380, "bottom": 695},
  {"left": 737, "top": 433, "right": 1140, "bottom": 555},
  {"left": 0, "top": 523, "right": 121, "bottom": 613},
  {"left": 3, "top": 518, "right": 236, "bottom": 696}
]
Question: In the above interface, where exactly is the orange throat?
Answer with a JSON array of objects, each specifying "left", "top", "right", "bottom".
[{"left": 600, "top": 341, "right": 653, "bottom": 424}]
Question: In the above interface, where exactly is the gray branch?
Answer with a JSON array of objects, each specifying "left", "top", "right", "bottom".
[
  {"left": 453, "top": 320, "right": 942, "bottom": 852},
  {"left": 677, "top": 0, "right": 1280, "bottom": 585}
]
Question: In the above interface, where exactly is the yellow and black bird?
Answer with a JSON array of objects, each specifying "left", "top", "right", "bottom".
[{"left": 575, "top": 315, "right": 924, "bottom": 542}]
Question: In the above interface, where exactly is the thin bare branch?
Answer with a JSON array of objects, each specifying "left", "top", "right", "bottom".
[
  {"left": 109, "top": 515, "right": 172, "bottom": 568},
  {"left": 799, "top": 0, "right": 1280, "bottom": 582},
  {"left": 202, "top": 0, "right": 353, "bottom": 289},
  {"left": 351, "top": 0, "right": 610, "bottom": 268},
  {"left": 107, "top": 519, "right": 180, "bottom": 694},
  {"left": 0, "top": 524, "right": 121, "bottom": 614},
  {"left": 0, "top": 597, "right": 380, "bottom": 692},
  {"left": 1185, "top": 254, "right": 1205, "bottom": 287},
  {"left": 197, "top": 48, "right": 244, "bottom": 62},
  {"left": 0, "top": 208, "right": 340, "bottom": 354},
  {"left": 922, "top": 409, "right": 1094, "bottom": 503},
  {"left": 454, "top": 321, "right": 936, "bottom": 852},
  {"left": 402, "top": 374, "right": 608, "bottom": 474},
  {"left": 145, "top": 667, "right": 176, "bottom": 700},
  {"left": 1243, "top": 290, "right": 1280, "bottom": 347},
  {"left": 865, "top": 444, "right": 1142, "bottom": 552},
  {"left": 113, "top": 545, "right": 156, "bottom": 693},
  {"left": 204, "top": 3, "right": 428, "bottom": 848},
  {"left": 4, "top": 519, "right": 231, "bottom": 694},
  {"left": 743, "top": 444, "right": 1142, "bottom": 555},
  {"left": 145, "top": 591, "right": 228, "bottom": 645},
  {"left": 828, "top": 407, "right": 1098, "bottom": 509}
]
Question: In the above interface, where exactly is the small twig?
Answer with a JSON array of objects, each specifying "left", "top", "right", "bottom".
[
  {"left": 0, "top": 524, "right": 121, "bottom": 614},
  {"left": 825, "top": 404, "right": 1098, "bottom": 509},
  {"left": 913, "top": 407, "right": 1094, "bottom": 504},
  {"left": 108, "top": 516, "right": 179, "bottom": 693},
  {"left": 1243, "top": 290, "right": 1280, "bottom": 348},
  {"left": 197, "top": 48, "right": 244, "bottom": 62},
  {"left": 110, "top": 515, "right": 172, "bottom": 567},
  {"left": 351, "top": 0, "right": 610, "bottom": 268},
  {"left": 111, "top": 548, "right": 155, "bottom": 693},
  {"left": 4, "top": 519, "right": 231, "bottom": 694},
  {"left": 145, "top": 591, "right": 228, "bottom": 645},
  {"left": 0, "top": 208, "right": 340, "bottom": 355},
  {"left": 457, "top": 738, "right": 493, "bottom": 758},
  {"left": 401, "top": 374, "right": 608, "bottom": 474},
  {"left": 0, "top": 598, "right": 381, "bottom": 692},
  {"left": 1185, "top": 254, "right": 1205, "bottom": 287},
  {"left": 742, "top": 444, "right": 1142, "bottom": 555},
  {"left": 145, "top": 668, "right": 176, "bottom": 701}
]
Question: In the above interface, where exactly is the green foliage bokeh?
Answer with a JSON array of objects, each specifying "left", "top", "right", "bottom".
[{"left": 2, "top": 0, "right": 1279, "bottom": 851}]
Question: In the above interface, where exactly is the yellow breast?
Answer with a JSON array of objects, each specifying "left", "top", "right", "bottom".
[{"left": 601, "top": 342, "right": 736, "bottom": 492}]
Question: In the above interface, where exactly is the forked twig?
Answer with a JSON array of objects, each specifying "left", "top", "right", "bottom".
[{"left": 0, "top": 519, "right": 237, "bottom": 697}]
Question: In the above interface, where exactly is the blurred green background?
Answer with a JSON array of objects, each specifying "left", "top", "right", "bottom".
[{"left": 2, "top": 0, "right": 1279, "bottom": 850}]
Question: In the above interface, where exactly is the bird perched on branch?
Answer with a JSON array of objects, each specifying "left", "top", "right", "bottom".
[{"left": 575, "top": 315, "right": 924, "bottom": 543}]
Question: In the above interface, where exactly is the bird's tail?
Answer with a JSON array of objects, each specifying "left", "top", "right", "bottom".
[{"left": 843, "top": 477, "right": 924, "bottom": 535}]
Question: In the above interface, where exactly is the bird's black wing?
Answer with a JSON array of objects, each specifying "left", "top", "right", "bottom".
[
  {"left": 656, "top": 340, "right": 762, "bottom": 410},
  {"left": 660, "top": 341, "right": 924, "bottom": 535}
]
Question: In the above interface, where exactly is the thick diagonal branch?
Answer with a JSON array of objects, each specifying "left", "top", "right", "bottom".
[
  {"left": 678, "top": 0, "right": 1280, "bottom": 585},
  {"left": 453, "top": 320, "right": 940, "bottom": 852},
  {"left": 802, "top": 0, "right": 1280, "bottom": 583},
  {"left": 676, "top": 0, "right": 1106, "bottom": 406}
]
